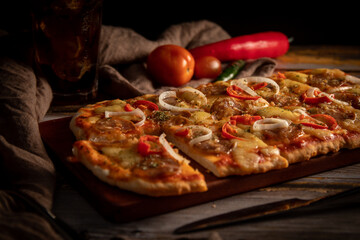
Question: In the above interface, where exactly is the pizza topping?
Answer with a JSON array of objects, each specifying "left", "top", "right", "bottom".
[
  {"left": 158, "top": 90, "right": 201, "bottom": 112},
  {"left": 137, "top": 135, "right": 163, "bottom": 156},
  {"left": 230, "top": 80, "right": 259, "bottom": 97},
  {"left": 230, "top": 115, "right": 262, "bottom": 125},
  {"left": 221, "top": 122, "right": 244, "bottom": 140},
  {"left": 235, "top": 77, "right": 280, "bottom": 94},
  {"left": 159, "top": 133, "right": 189, "bottom": 164},
  {"left": 303, "top": 87, "right": 349, "bottom": 106},
  {"left": 183, "top": 125, "right": 213, "bottom": 146},
  {"left": 132, "top": 100, "right": 159, "bottom": 111},
  {"left": 177, "top": 87, "right": 208, "bottom": 106},
  {"left": 226, "top": 85, "right": 261, "bottom": 100},
  {"left": 253, "top": 118, "right": 290, "bottom": 131},
  {"left": 105, "top": 108, "right": 146, "bottom": 127},
  {"left": 310, "top": 114, "right": 338, "bottom": 130},
  {"left": 345, "top": 74, "right": 360, "bottom": 84}
]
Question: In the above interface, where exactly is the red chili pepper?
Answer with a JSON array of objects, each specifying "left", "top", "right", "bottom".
[
  {"left": 189, "top": 31, "right": 289, "bottom": 62},
  {"left": 301, "top": 93, "right": 332, "bottom": 104},
  {"left": 230, "top": 115, "right": 262, "bottom": 125},
  {"left": 221, "top": 122, "right": 244, "bottom": 140},
  {"left": 124, "top": 103, "right": 134, "bottom": 112},
  {"left": 226, "top": 85, "right": 261, "bottom": 100},
  {"left": 311, "top": 114, "right": 338, "bottom": 130},
  {"left": 133, "top": 100, "right": 159, "bottom": 111},
  {"left": 251, "top": 82, "right": 268, "bottom": 90},
  {"left": 137, "top": 135, "right": 163, "bottom": 156}
]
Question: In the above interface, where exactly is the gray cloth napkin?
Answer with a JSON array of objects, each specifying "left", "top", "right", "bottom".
[{"left": 0, "top": 20, "right": 277, "bottom": 240}]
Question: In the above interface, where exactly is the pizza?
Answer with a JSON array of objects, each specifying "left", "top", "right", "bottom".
[{"left": 69, "top": 68, "right": 360, "bottom": 197}]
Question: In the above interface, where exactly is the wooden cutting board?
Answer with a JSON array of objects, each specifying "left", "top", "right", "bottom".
[{"left": 39, "top": 117, "right": 360, "bottom": 223}]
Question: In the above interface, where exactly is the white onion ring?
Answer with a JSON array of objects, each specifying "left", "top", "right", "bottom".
[
  {"left": 177, "top": 87, "right": 208, "bottom": 105},
  {"left": 104, "top": 108, "right": 146, "bottom": 127},
  {"left": 238, "top": 77, "right": 280, "bottom": 94},
  {"left": 252, "top": 98, "right": 270, "bottom": 111},
  {"left": 253, "top": 118, "right": 290, "bottom": 131},
  {"left": 183, "top": 125, "right": 213, "bottom": 146},
  {"left": 158, "top": 90, "right": 200, "bottom": 112},
  {"left": 159, "top": 133, "right": 189, "bottom": 164},
  {"left": 230, "top": 79, "right": 259, "bottom": 97},
  {"left": 306, "top": 87, "right": 320, "bottom": 98},
  {"left": 318, "top": 92, "right": 349, "bottom": 106},
  {"left": 345, "top": 74, "right": 360, "bottom": 84},
  {"left": 327, "top": 86, "right": 353, "bottom": 93}
]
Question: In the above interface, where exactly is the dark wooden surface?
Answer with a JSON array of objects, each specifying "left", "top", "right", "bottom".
[{"left": 43, "top": 45, "right": 360, "bottom": 240}]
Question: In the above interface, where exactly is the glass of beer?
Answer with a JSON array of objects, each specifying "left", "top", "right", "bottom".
[{"left": 31, "top": 0, "right": 103, "bottom": 105}]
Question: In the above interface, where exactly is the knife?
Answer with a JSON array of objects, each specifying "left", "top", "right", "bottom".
[{"left": 174, "top": 186, "right": 360, "bottom": 234}]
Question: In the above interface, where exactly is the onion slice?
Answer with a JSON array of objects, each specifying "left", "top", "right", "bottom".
[
  {"left": 306, "top": 87, "right": 320, "bottom": 98},
  {"left": 327, "top": 86, "right": 353, "bottom": 93},
  {"left": 241, "top": 77, "right": 280, "bottom": 94},
  {"left": 253, "top": 118, "right": 290, "bottom": 131},
  {"left": 230, "top": 79, "right": 258, "bottom": 97},
  {"left": 158, "top": 90, "right": 200, "bottom": 112},
  {"left": 104, "top": 108, "right": 146, "bottom": 127},
  {"left": 177, "top": 87, "right": 208, "bottom": 105},
  {"left": 345, "top": 74, "right": 360, "bottom": 84},
  {"left": 159, "top": 133, "right": 189, "bottom": 164},
  {"left": 318, "top": 92, "right": 349, "bottom": 106},
  {"left": 182, "top": 125, "right": 213, "bottom": 146}
]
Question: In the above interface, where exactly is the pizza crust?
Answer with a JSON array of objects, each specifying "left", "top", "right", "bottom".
[{"left": 72, "top": 140, "right": 208, "bottom": 196}]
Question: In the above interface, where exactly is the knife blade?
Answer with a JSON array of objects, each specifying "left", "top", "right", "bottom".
[{"left": 174, "top": 186, "right": 360, "bottom": 234}]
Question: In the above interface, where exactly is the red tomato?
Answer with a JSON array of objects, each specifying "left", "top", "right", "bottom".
[
  {"left": 194, "top": 56, "right": 222, "bottom": 79},
  {"left": 146, "top": 44, "right": 195, "bottom": 87}
]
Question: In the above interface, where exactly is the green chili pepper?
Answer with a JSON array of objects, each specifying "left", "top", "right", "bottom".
[{"left": 215, "top": 60, "right": 246, "bottom": 82}]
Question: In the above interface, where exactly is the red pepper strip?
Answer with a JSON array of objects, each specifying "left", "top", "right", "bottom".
[
  {"left": 226, "top": 85, "right": 261, "bottom": 100},
  {"left": 301, "top": 93, "right": 332, "bottom": 104},
  {"left": 311, "top": 114, "right": 338, "bottom": 130},
  {"left": 251, "top": 82, "right": 268, "bottom": 91},
  {"left": 230, "top": 115, "right": 262, "bottom": 125},
  {"left": 137, "top": 135, "right": 163, "bottom": 156},
  {"left": 221, "top": 122, "right": 244, "bottom": 140},
  {"left": 277, "top": 72, "right": 286, "bottom": 79},
  {"left": 133, "top": 100, "right": 159, "bottom": 111},
  {"left": 175, "top": 128, "right": 190, "bottom": 137},
  {"left": 300, "top": 122, "right": 328, "bottom": 130},
  {"left": 124, "top": 103, "right": 134, "bottom": 112},
  {"left": 189, "top": 31, "right": 289, "bottom": 61}
]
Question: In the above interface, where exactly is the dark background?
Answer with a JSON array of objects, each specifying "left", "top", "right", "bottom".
[{"left": 1, "top": 0, "right": 359, "bottom": 46}]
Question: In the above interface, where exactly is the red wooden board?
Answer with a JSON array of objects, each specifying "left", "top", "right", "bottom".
[{"left": 39, "top": 117, "right": 360, "bottom": 223}]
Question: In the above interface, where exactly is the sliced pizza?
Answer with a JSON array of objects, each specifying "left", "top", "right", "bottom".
[{"left": 71, "top": 134, "right": 207, "bottom": 196}]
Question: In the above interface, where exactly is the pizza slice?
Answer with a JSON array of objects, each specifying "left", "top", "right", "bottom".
[
  {"left": 69, "top": 96, "right": 162, "bottom": 143},
  {"left": 70, "top": 134, "right": 207, "bottom": 196},
  {"left": 283, "top": 68, "right": 360, "bottom": 109},
  {"left": 162, "top": 110, "right": 288, "bottom": 177}
]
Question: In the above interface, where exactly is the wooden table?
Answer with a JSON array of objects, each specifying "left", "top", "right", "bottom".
[{"left": 44, "top": 45, "right": 360, "bottom": 240}]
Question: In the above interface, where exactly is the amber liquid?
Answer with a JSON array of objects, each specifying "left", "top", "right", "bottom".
[{"left": 32, "top": 0, "right": 103, "bottom": 104}]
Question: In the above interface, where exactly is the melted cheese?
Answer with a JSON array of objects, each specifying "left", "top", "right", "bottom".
[{"left": 101, "top": 146, "right": 141, "bottom": 169}]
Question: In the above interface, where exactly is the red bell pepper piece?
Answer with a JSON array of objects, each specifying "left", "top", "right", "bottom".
[
  {"left": 230, "top": 115, "right": 262, "bottom": 125},
  {"left": 301, "top": 93, "right": 333, "bottom": 104},
  {"left": 251, "top": 82, "right": 268, "bottom": 90},
  {"left": 124, "top": 103, "right": 134, "bottom": 112},
  {"left": 175, "top": 128, "right": 190, "bottom": 137},
  {"left": 300, "top": 122, "right": 328, "bottom": 130},
  {"left": 311, "top": 114, "right": 338, "bottom": 130},
  {"left": 226, "top": 85, "right": 261, "bottom": 100},
  {"left": 133, "top": 100, "right": 159, "bottom": 111},
  {"left": 189, "top": 31, "right": 289, "bottom": 62},
  {"left": 221, "top": 122, "right": 244, "bottom": 140},
  {"left": 137, "top": 135, "right": 163, "bottom": 156}
]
